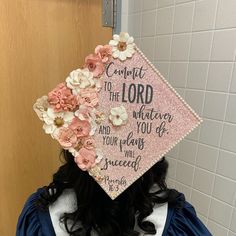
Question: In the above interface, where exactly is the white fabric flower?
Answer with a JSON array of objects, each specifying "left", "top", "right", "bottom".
[
  {"left": 68, "top": 147, "right": 79, "bottom": 157},
  {"left": 66, "top": 68, "right": 95, "bottom": 95},
  {"left": 33, "top": 96, "right": 49, "bottom": 121},
  {"left": 95, "top": 148, "right": 103, "bottom": 164},
  {"left": 88, "top": 121, "right": 96, "bottom": 136},
  {"left": 42, "top": 108, "right": 74, "bottom": 138},
  {"left": 109, "top": 32, "right": 135, "bottom": 61},
  {"left": 93, "top": 76, "right": 103, "bottom": 92},
  {"left": 109, "top": 105, "right": 128, "bottom": 126}
]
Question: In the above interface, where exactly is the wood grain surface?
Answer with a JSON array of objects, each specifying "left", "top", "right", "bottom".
[{"left": 0, "top": 1, "right": 111, "bottom": 235}]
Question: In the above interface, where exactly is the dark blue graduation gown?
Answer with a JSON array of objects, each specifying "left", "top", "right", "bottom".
[{"left": 16, "top": 188, "right": 212, "bottom": 236}]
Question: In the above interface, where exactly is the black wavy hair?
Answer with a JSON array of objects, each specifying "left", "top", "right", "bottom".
[{"left": 38, "top": 150, "right": 180, "bottom": 236}]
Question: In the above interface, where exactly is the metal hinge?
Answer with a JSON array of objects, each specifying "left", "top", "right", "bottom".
[{"left": 102, "top": 0, "right": 117, "bottom": 28}]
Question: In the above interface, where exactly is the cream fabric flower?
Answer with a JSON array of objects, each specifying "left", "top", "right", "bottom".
[
  {"left": 42, "top": 108, "right": 74, "bottom": 138},
  {"left": 93, "top": 76, "right": 103, "bottom": 92},
  {"left": 109, "top": 32, "right": 135, "bottom": 61},
  {"left": 68, "top": 147, "right": 79, "bottom": 157},
  {"left": 33, "top": 96, "right": 49, "bottom": 121},
  {"left": 109, "top": 105, "right": 128, "bottom": 126},
  {"left": 66, "top": 68, "right": 95, "bottom": 95},
  {"left": 91, "top": 109, "right": 105, "bottom": 124}
]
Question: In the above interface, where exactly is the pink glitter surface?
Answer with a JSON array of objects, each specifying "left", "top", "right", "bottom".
[{"left": 93, "top": 49, "right": 201, "bottom": 199}]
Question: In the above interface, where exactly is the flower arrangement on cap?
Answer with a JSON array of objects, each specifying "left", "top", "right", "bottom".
[{"left": 33, "top": 32, "right": 135, "bottom": 180}]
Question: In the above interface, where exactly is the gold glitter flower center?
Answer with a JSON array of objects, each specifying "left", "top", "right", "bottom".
[
  {"left": 117, "top": 42, "right": 127, "bottom": 51},
  {"left": 54, "top": 117, "right": 64, "bottom": 127}
]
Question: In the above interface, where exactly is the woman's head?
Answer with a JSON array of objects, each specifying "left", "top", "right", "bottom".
[{"left": 38, "top": 150, "right": 179, "bottom": 236}]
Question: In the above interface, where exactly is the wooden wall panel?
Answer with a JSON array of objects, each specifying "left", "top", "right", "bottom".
[{"left": 0, "top": 1, "right": 111, "bottom": 235}]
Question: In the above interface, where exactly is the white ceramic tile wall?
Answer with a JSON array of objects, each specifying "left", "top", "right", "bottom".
[{"left": 123, "top": 0, "right": 236, "bottom": 234}]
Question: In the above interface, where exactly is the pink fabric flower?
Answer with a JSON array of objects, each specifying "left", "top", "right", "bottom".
[
  {"left": 74, "top": 147, "right": 96, "bottom": 171},
  {"left": 95, "top": 45, "right": 112, "bottom": 63},
  {"left": 84, "top": 54, "right": 104, "bottom": 77},
  {"left": 77, "top": 88, "right": 98, "bottom": 108},
  {"left": 57, "top": 127, "right": 77, "bottom": 149},
  {"left": 83, "top": 136, "right": 96, "bottom": 149},
  {"left": 69, "top": 117, "right": 91, "bottom": 138},
  {"left": 75, "top": 104, "right": 92, "bottom": 121},
  {"left": 48, "top": 83, "right": 78, "bottom": 112}
]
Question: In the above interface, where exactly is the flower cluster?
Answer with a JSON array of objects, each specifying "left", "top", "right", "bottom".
[{"left": 34, "top": 33, "right": 134, "bottom": 175}]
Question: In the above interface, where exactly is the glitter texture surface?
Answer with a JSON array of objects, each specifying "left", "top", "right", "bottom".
[{"left": 94, "top": 47, "right": 202, "bottom": 199}]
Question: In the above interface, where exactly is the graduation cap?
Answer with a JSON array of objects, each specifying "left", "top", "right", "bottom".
[{"left": 34, "top": 32, "right": 202, "bottom": 200}]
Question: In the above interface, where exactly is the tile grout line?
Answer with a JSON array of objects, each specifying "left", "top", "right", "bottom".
[
  {"left": 204, "top": 0, "right": 219, "bottom": 225},
  {"left": 154, "top": 60, "right": 236, "bottom": 63},
  {"left": 160, "top": 86, "right": 236, "bottom": 96},
  {"left": 185, "top": 0, "right": 197, "bottom": 202},
  {"left": 140, "top": 26, "right": 236, "bottom": 37},
  {"left": 139, "top": 0, "right": 143, "bottom": 41},
  {"left": 170, "top": 177, "right": 236, "bottom": 213},
  {"left": 204, "top": 0, "right": 227, "bottom": 228},
  {"left": 152, "top": 0, "right": 158, "bottom": 64},
  {"left": 168, "top": 156, "right": 236, "bottom": 196},
  {"left": 168, "top": 0, "right": 178, "bottom": 189},
  {"left": 168, "top": 0, "right": 177, "bottom": 86},
  {"left": 227, "top": 56, "right": 236, "bottom": 236}
]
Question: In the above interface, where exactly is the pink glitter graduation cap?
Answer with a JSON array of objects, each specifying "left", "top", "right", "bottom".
[{"left": 34, "top": 32, "right": 202, "bottom": 200}]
